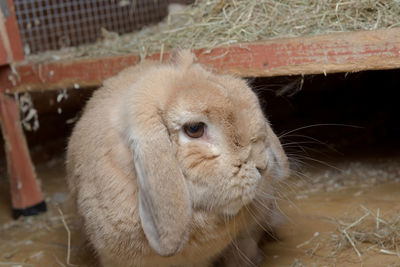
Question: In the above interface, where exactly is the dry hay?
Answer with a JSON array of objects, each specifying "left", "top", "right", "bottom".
[
  {"left": 0, "top": 205, "right": 78, "bottom": 266},
  {"left": 287, "top": 158, "right": 400, "bottom": 263},
  {"left": 28, "top": 0, "right": 400, "bottom": 63},
  {"left": 293, "top": 206, "right": 400, "bottom": 263},
  {"left": 329, "top": 206, "right": 400, "bottom": 259}
]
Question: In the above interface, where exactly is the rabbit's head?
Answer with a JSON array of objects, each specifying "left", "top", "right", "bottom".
[{"left": 120, "top": 50, "right": 289, "bottom": 256}]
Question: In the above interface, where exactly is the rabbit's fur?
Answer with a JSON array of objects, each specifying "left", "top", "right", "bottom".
[{"left": 66, "top": 50, "right": 289, "bottom": 267}]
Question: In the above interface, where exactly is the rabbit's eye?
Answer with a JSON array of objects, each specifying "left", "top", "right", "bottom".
[{"left": 183, "top": 122, "right": 206, "bottom": 138}]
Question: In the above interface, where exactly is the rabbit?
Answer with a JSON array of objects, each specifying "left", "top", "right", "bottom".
[{"left": 66, "top": 50, "right": 289, "bottom": 267}]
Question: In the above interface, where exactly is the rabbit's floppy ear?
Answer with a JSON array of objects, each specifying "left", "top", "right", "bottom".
[
  {"left": 128, "top": 105, "right": 192, "bottom": 256},
  {"left": 266, "top": 124, "right": 290, "bottom": 180}
]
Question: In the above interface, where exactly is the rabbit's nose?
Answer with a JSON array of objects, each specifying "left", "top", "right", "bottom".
[{"left": 255, "top": 156, "right": 268, "bottom": 173}]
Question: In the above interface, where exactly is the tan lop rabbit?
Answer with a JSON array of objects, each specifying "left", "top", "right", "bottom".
[{"left": 66, "top": 50, "right": 289, "bottom": 267}]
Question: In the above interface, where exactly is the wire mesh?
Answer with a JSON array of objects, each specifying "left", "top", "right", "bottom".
[{"left": 14, "top": 0, "right": 170, "bottom": 55}]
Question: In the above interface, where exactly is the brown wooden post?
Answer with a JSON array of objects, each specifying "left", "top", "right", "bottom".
[
  {"left": 0, "top": 0, "right": 46, "bottom": 218},
  {"left": 0, "top": 0, "right": 24, "bottom": 64},
  {"left": 0, "top": 92, "right": 46, "bottom": 218}
]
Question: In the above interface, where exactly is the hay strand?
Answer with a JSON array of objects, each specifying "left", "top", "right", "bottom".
[
  {"left": 342, "top": 229, "right": 362, "bottom": 259},
  {"left": 57, "top": 207, "right": 75, "bottom": 266}
]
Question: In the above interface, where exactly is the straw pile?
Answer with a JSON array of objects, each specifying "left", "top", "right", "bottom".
[
  {"left": 330, "top": 206, "right": 400, "bottom": 259},
  {"left": 289, "top": 157, "right": 400, "bottom": 262},
  {"left": 28, "top": 0, "right": 400, "bottom": 63}
]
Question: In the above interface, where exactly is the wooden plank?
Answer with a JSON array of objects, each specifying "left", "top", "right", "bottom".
[
  {"left": 1, "top": 27, "right": 400, "bottom": 93},
  {"left": 0, "top": 2, "right": 13, "bottom": 65},
  {"left": 0, "top": 0, "right": 24, "bottom": 66},
  {"left": 0, "top": 32, "right": 8, "bottom": 64},
  {"left": 0, "top": 93, "right": 46, "bottom": 217}
]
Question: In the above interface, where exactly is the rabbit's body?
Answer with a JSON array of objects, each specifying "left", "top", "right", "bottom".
[{"left": 67, "top": 51, "right": 288, "bottom": 267}]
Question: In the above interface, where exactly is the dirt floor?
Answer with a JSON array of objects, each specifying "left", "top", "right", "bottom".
[{"left": 0, "top": 154, "right": 400, "bottom": 267}]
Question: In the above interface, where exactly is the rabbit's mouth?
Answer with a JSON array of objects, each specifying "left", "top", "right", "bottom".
[
  {"left": 221, "top": 189, "right": 258, "bottom": 216},
  {"left": 184, "top": 160, "right": 263, "bottom": 216},
  {"left": 220, "top": 168, "right": 262, "bottom": 216}
]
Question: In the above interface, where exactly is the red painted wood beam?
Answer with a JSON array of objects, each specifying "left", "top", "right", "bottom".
[
  {"left": 0, "top": 0, "right": 24, "bottom": 65},
  {"left": 0, "top": 92, "right": 46, "bottom": 218},
  {"left": 1, "top": 27, "right": 400, "bottom": 93},
  {"left": 0, "top": 1, "right": 45, "bottom": 218}
]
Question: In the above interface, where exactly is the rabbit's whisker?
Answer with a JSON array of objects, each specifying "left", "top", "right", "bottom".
[
  {"left": 278, "top": 123, "right": 363, "bottom": 139},
  {"left": 289, "top": 154, "right": 344, "bottom": 172},
  {"left": 232, "top": 216, "right": 258, "bottom": 267},
  {"left": 222, "top": 215, "right": 255, "bottom": 267},
  {"left": 256, "top": 190, "right": 285, "bottom": 202},
  {"left": 244, "top": 204, "right": 276, "bottom": 241},
  {"left": 282, "top": 141, "right": 325, "bottom": 147},
  {"left": 280, "top": 133, "right": 327, "bottom": 145}
]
